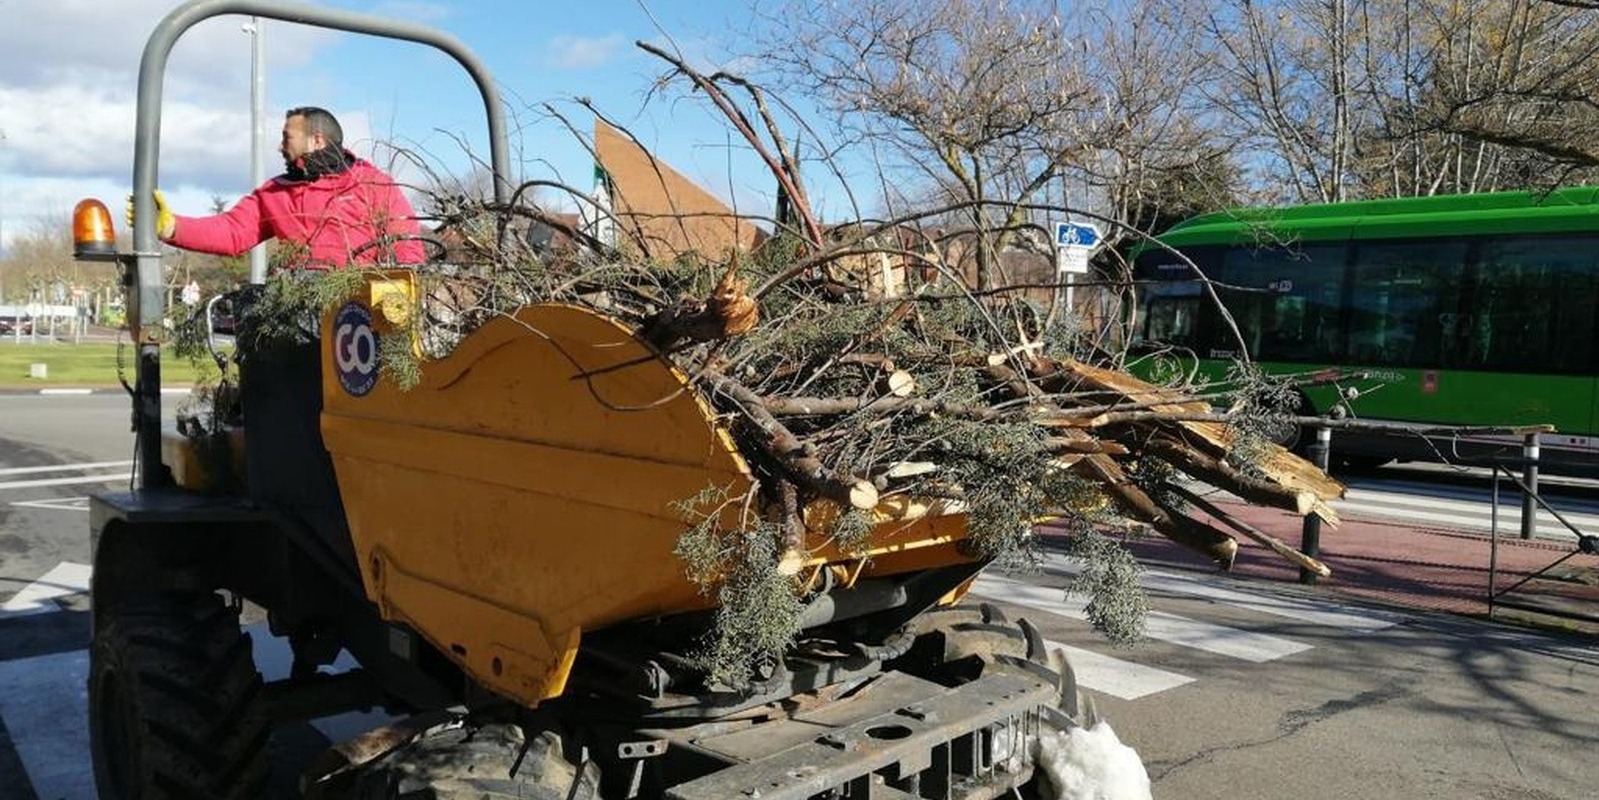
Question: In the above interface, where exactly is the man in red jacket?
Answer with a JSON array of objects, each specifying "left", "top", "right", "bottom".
[{"left": 136, "top": 106, "right": 426, "bottom": 269}]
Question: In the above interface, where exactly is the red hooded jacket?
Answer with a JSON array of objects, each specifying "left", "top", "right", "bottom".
[{"left": 166, "top": 156, "right": 425, "bottom": 269}]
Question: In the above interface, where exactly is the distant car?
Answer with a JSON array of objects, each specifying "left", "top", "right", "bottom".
[{"left": 0, "top": 317, "right": 33, "bottom": 335}]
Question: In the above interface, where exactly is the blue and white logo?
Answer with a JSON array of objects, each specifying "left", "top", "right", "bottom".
[{"left": 332, "top": 302, "right": 380, "bottom": 397}]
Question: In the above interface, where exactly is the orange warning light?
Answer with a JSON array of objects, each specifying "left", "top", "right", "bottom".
[{"left": 72, "top": 198, "right": 118, "bottom": 260}]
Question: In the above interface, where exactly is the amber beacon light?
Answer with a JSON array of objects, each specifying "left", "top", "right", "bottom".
[{"left": 72, "top": 198, "right": 118, "bottom": 260}]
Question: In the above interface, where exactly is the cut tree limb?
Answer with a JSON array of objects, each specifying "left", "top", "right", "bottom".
[
  {"left": 775, "top": 479, "right": 808, "bottom": 575},
  {"left": 1078, "top": 453, "right": 1238, "bottom": 568},
  {"left": 1167, "top": 483, "right": 1331, "bottom": 578},
  {"left": 1036, "top": 356, "right": 1344, "bottom": 502},
  {"left": 704, "top": 372, "right": 879, "bottom": 510},
  {"left": 1139, "top": 436, "right": 1341, "bottom": 525}
]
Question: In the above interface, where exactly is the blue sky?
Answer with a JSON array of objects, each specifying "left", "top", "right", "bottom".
[{"left": 0, "top": 0, "right": 824, "bottom": 255}]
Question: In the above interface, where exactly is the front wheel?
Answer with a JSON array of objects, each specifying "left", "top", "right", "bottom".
[{"left": 89, "top": 592, "right": 270, "bottom": 800}]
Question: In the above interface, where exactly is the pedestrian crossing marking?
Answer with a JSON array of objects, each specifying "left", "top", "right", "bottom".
[
  {"left": 0, "top": 561, "right": 92, "bottom": 620},
  {"left": 1031, "top": 553, "right": 1407, "bottom": 632},
  {"left": 1135, "top": 569, "right": 1403, "bottom": 631},
  {"left": 1043, "top": 640, "right": 1194, "bottom": 700},
  {"left": 972, "top": 575, "right": 1313, "bottom": 662},
  {"left": 0, "top": 461, "right": 132, "bottom": 478},
  {"left": 9, "top": 496, "right": 91, "bottom": 513},
  {"left": 1335, "top": 491, "right": 1590, "bottom": 541},
  {"left": 1189, "top": 479, "right": 1596, "bottom": 543},
  {"left": 0, "top": 557, "right": 1435, "bottom": 800},
  {"left": 0, "top": 473, "right": 130, "bottom": 492}
]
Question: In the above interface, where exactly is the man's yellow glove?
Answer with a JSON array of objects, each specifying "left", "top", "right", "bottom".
[{"left": 125, "top": 190, "right": 176, "bottom": 239}]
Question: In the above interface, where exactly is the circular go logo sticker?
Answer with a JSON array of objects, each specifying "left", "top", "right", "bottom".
[{"left": 332, "top": 302, "right": 380, "bottom": 396}]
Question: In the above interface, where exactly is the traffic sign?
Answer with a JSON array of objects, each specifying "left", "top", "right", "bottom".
[
  {"left": 1055, "top": 221, "right": 1102, "bottom": 249},
  {"left": 1057, "top": 248, "right": 1090, "bottom": 275}
]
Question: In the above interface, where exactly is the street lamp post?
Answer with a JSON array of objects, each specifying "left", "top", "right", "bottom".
[
  {"left": 244, "top": 18, "right": 267, "bottom": 283},
  {"left": 1, "top": 128, "right": 8, "bottom": 307}
]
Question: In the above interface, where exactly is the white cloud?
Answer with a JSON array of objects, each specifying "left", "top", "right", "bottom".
[
  {"left": 0, "top": 1, "right": 341, "bottom": 254},
  {"left": 0, "top": 85, "right": 246, "bottom": 185},
  {"left": 545, "top": 34, "right": 627, "bottom": 70}
]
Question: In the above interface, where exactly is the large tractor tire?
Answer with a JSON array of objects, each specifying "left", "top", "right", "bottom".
[
  {"left": 331, "top": 721, "right": 600, "bottom": 800},
  {"left": 89, "top": 592, "right": 269, "bottom": 800}
]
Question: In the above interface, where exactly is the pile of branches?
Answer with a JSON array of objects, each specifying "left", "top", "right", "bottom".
[{"left": 400, "top": 230, "right": 1346, "bottom": 580}]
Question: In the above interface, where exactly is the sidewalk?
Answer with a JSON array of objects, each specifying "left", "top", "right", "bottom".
[{"left": 1054, "top": 501, "right": 1599, "bottom": 633}]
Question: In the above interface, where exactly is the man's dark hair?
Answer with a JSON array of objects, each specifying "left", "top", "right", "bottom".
[{"left": 285, "top": 106, "right": 343, "bottom": 149}]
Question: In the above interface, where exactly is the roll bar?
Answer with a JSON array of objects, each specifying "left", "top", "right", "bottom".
[{"left": 129, "top": 0, "right": 510, "bottom": 488}]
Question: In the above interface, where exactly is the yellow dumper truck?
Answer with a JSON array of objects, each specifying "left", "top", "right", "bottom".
[{"left": 79, "top": 2, "right": 1078, "bottom": 798}]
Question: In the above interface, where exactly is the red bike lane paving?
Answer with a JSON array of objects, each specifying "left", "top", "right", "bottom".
[{"left": 1047, "top": 501, "right": 1599, "bottom": 628}]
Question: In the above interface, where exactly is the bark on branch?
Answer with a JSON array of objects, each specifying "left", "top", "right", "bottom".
[{"left": 703, "top": 372, "right": 880, "bottom": 510}]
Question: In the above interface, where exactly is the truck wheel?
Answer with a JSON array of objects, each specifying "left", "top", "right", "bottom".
[
  {"left": 338, "top": 721, "right": 600, "bottom": 799},
  {"left": 89, "top": 593, "right": 269, "bottom": 800}
]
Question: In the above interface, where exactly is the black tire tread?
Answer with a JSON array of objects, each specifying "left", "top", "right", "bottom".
[{"left": 91, "top": 593, "right": 269, "bottom": 800}]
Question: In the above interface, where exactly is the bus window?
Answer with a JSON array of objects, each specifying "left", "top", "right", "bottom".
[
  {"left": 1470, "top": 235, "right": 1599, "bottom": 373},
  {"left": 1132, "top": 247, "right": 1215, "bottom": 351},
  {"left": 1141, "top": 281, "right": 1203, "bottom": 349},
  {"left": 1348, "top": 241, "right": 1468, "bottom": 367},
  {"left": 1213, "top": 243, "right": 1347, "bottom": 363}
]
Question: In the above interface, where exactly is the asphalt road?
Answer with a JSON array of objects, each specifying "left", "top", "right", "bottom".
[
  {"left": 1, "top": 394, "right": 1596, "bottom": 798},
  {"left": 0, "top": 394, "right": 135, "bottom": 612}
]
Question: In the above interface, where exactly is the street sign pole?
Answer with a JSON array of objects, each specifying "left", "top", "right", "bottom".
[{"left": 1054, "top": 221, "right": 1102, "bottom": 316}]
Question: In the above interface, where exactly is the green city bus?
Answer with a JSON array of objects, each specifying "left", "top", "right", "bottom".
[{"left": 1130, "top": 186, "right": 1599, "bottom": 474}]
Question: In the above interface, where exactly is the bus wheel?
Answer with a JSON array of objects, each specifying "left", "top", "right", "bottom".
[
  {"left": 1269, "top": 390, "right": 1314, "bottom": 453},
  {"left": 89, "top": 593, "right": 269, "bottom": 800}
]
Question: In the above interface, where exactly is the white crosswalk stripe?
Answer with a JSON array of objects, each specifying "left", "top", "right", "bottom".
[
  {"left": 973, "top": 575, "right": 1313, "bottom": 662},
  {"left": 1040, "top": 640, "right": 1194, "bottom": 700},
  {"left": 971, "top": 552, "right": 1411, "bottom": 701},
  {"left": 0, "top": 460, "right": 133, "bottom": 493},
  {"left": 1033, "top": 553, "right": 1406, "bottom": 632},
  {"left": 1335, "top": 486, "right": 1596, "bottom": 541},
  {"left": 0, "top": 561, "right": 92, "bottom": 621},
  {"left": 0, "top": 461, "right": 133, "bottom": 477},
  {"left": 1188, "top": 477, "right": 1596, "bottom": 542}
]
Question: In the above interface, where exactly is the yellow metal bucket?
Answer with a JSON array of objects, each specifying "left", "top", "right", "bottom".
[{"left": 320, "top": 272, "right": 978, "bottom": 707}]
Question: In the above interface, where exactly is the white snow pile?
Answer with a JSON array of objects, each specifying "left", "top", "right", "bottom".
[{"left": 1034, "top": 719, "right": 1153, "bottom": 800}]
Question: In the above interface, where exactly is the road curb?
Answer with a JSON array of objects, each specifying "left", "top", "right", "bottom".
[{"left": 0, "top": 387, "right": 192, "bottom": 396}]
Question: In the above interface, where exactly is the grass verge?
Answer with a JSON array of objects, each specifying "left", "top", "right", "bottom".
[{"left": 0, "top": 340, "right": 217, "bottom": 388}]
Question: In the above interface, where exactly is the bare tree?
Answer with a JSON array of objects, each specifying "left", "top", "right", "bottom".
[
  {"left": 757, "top": 0, "right": 1100, "bottom": 289},
  {"left": 1411, "top": 0, "right": 1599, "bottom": 177},
  {"left": 1184, "top": 0, "right": 1599, "bottom": 200},
  {"left": 1079, "top": 1, "right": 1242, "bottom": 239},
  {"left": 1194, "top": 0, "right": 1375, "bottom": 204}
]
